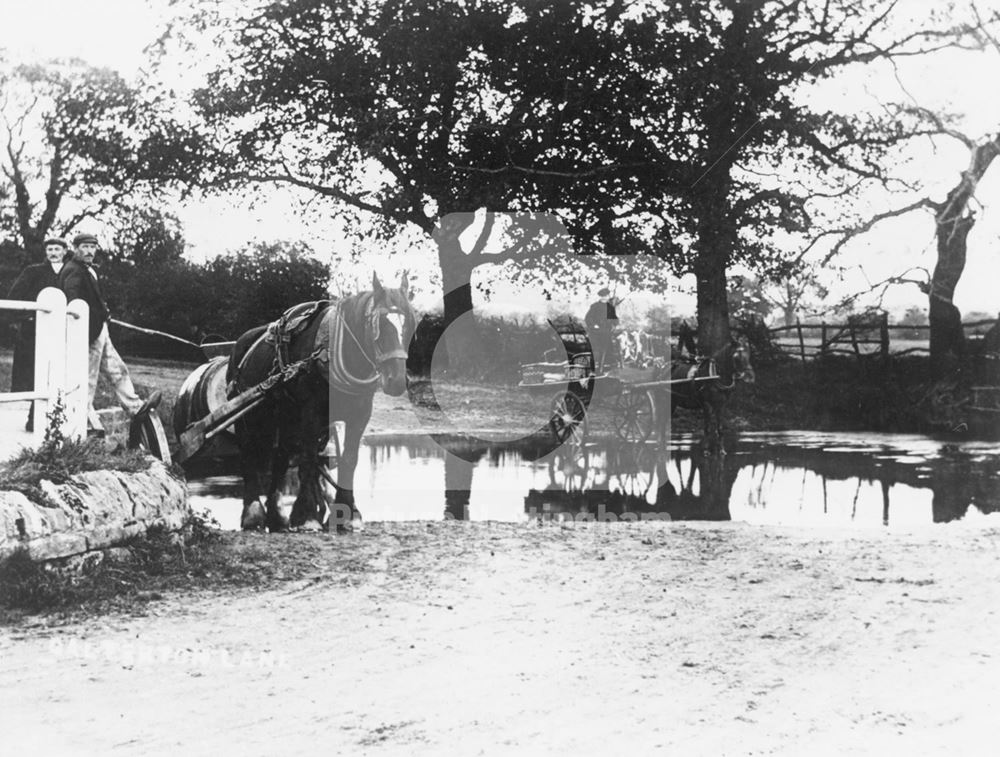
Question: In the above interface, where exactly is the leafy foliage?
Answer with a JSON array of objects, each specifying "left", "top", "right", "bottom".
[
  {"left": 0, "top": 59, "right": 204, "bottom": 259},
  {"left": 100, "top": 236, "right": 331, "bottom": 345},
  {"left": 164, "top": 1, "right": 982, "bottom": 345}
]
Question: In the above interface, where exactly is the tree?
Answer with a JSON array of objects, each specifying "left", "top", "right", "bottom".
[
  {"left": 167, "top": 0, "right": 984, "bottom": 379},
  {"left": 0, "top": 59, "right": 202, "bottom": 260},
  {"left": 105, "top": 206, "right": 186, "bottom": 267},
  {"left": 898, "top": 305, "right": 928, "bottom": 341},
  {"left": 727, "top": 276, "right": 774, "bottom": 325},
  {"left": 814, "top": 127, "right": 1000, "bottom": 376},
  {"left": 742, "top": 269, "right": 831, "bottom": 327},
  {"left": 101, "top": 238, "right": 331, "bottom": 347},
  {"left": 921, "top": 135, "right": 999, "bottom": 376},
  {"left": 161, "top": 0, "right": 664, "bottom": 372},
  {"left": 202, "top": 241, "right": 331, "bottom": 337},
  {"left": 596, "top": 2, "right": 985, "bottom": 368}
]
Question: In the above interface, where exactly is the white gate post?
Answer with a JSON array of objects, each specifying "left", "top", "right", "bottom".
[
  {"left": 64, "top": 298, "right": 90, "bottom": 442},
  {"left": 32, "top": 288, "right": 67, "bottom": 446}
]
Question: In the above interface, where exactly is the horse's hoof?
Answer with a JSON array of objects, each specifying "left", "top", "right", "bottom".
[
  {"left": 333, "top": 515, "right": 362, "bottom": 534},
  {"left": 240, "top": 501, "right": 266, "bottom": 531},
  {"left": 294, "top": 519, "right": 323, "bottom": 533},
  {"left": 266, "top": 514, "right": 289, "bottom": 533}
]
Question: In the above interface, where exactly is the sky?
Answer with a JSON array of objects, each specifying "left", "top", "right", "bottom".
[{"left": 1, "top": 0, "right": 999, "bottom": 321}]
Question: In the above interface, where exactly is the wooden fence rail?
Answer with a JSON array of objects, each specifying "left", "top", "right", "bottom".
[{"left": 767, "top": 313, "right": 999, "bottom": 362}]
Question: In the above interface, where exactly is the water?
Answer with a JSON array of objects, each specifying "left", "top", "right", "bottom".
[{"left": 186, "top": 431, "right": 1000, "bottom": 530}]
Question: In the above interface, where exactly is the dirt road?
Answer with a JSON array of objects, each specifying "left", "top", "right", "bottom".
[{"left": 3, "top": 519, "right": 999, "bottom": 755}]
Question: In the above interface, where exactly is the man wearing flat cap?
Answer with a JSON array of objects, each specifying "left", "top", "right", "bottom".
[
  {"left": 59, "top": 233, "right": 160, "bottom": 433},
  {"left": 5, "top": 237, "right": 70, "bottom": 430},
  {"left": 584, "top": 286, "right": 621, "bottom": 374}
]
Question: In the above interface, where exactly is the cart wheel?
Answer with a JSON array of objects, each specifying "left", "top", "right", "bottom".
[
  {"left": 613, "top": 389, "right": 656, "bottom": 443},
  {"left": 550, "top": 391, "right": 588, "bottom": 445},
  {"left": 128, "top": 412, "right": 172, "bottom": 464}
]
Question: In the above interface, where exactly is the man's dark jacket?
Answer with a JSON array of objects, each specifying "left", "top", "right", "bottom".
[
  {"left": 58, "top": 259, "right": 108, "bottom": 342},
  {"left": 5, "top": 263, "right": 61, "bottom": 391},
  {"left": 585, "top": 300, "right": 618, "bottom": 331}
]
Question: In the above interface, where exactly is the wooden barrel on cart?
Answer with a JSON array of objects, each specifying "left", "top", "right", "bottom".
[{"left": 172, "top": 356, "right": 238, "bottom": 461}]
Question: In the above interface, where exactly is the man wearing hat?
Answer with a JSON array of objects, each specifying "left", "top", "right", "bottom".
[
  {"left": 584, "top": 286, "right": 621, "bottom": 374},
  {"left": 5, "top": 237, "right": 70, "bottom": 431},
  {"left": 59, "top": 233, "right": 160, "bottom": 433}
]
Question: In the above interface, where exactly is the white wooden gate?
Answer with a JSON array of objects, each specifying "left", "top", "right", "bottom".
[{"left": 0, "top": 287, "right": 89, "bottom": 447}]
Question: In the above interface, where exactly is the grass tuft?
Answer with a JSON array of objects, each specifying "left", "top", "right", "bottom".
[{"left": 0, "top": 437, "right": 151, "bottom": 494}]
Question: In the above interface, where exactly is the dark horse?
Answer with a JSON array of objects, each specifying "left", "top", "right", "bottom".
[
  {"left": 656, "top": 337, "right": 755, "bottom": 450},
  {"left": 227, "top": 273, "right": 415, "bottom": 532}
]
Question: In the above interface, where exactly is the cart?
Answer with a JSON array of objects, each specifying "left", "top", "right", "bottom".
[
  {"left": 608, "top": 364, "right": 721, "bottom": 443},
  {"left": 519, "top": 336, "right": 724, "bottom": 444},
  {"left": 168, "top": 349, "right": 329, "bottom": 465},
  {"left": 517, "top": 319, "right": 619, "bottom": 444}
]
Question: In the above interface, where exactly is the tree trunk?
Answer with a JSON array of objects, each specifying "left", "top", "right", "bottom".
[
  {"left": 927, "top": 198, "right": 976, "bottom": 379},
  {"left": 431, "top": 216, "right": 488, "bottom": 377},
  {"left": 695, "top": 261, "right": 731, "bottom": 354},
  {"left": 926, "top": 136, "right": 1000, "bottom": 379},
  {"left": 927, "top": 201, "right": 972, "bottom": 379},
  {"left": 693, "top": 217, "right": 733, "bottom": 372}
]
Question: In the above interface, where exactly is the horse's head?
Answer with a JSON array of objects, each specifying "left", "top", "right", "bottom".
[
  {"left": 731, "top": 336, "right": 755, "bottom": 384},
  {"left": 369, "top": 272, "right": 416, "bottom": 397}
]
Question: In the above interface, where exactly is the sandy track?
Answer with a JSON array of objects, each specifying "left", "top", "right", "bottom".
[{"left": 3, "top": 520, "right": 999, "bottom": 755}]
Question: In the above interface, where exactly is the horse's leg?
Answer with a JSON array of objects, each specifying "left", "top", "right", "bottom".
[
  {"left": 288, "top": 395, "right": 328, "bottom": 531},
  {"left": 329, "top": 403, "right": 371, "bottom": 532},
  {"left": 237, "top": 417, "right": 271, "bottom": 530},
  {"left": 264, "top": 442, "right": 290, "bottom": 532},
  {"left": 289, "top": 454, "right": 326, "bottom": 530}
]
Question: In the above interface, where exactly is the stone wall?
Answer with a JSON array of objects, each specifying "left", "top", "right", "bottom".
[{"left": 0, "top": 461, "right": 189, "bottom": 562}]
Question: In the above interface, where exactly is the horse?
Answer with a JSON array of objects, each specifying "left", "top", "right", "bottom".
[
  {"left": 227, "top": 273, "right": 416, "bottom": 532},
  {"left": 632, "top": 329, "right": 650, "bottom": 368},
  {"left": 615, "top": 330, "right": 636, "bottom": 367},
  {"left": 656, "top": 337, "right": 755, "bottom": 451}
]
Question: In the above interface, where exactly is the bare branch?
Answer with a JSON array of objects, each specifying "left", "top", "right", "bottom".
[
  {"left": 794, "top": 197, "right": 939, "bottom": 266},
  {"left": 236, "top": 164, "right": 430, "bottom": 231}
]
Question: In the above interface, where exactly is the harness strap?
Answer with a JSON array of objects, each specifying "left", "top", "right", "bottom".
[
  {"left": 321, "top": 301, "right": 381, "bottom": 396},
  {"left": 265, "top": 300, "right": 331, "bottom": 371}
]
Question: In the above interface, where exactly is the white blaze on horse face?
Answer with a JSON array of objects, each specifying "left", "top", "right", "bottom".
[{"left": 385, "top": 312, "right": 406, "bottom": 347}]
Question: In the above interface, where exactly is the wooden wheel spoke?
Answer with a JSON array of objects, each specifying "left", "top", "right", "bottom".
[{"left": 550, "top": 391, "right": 587, "bottom": 444}]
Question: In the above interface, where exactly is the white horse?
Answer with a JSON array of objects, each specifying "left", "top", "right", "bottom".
[{"left": 616, "top": 330, "right": 638, "bottom": 367}]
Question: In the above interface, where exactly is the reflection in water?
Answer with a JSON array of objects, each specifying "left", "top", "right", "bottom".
[{"left": 186, "top": 432, "right": 1000, "bottom": 530}]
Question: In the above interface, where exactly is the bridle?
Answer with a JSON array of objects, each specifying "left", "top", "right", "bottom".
[
  {"left": 708, "top": 340, "right": 753, "bottom": 390},
  {"left": 326, "top": 296, "right": 411, "bottom": 393},
  {"left": 367, "top": 303, "right": 411, "bottom": 364}
]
